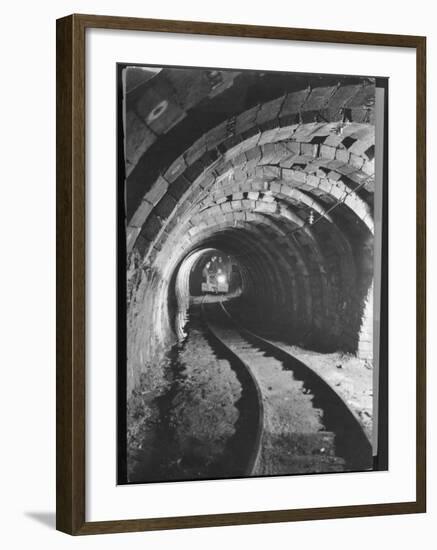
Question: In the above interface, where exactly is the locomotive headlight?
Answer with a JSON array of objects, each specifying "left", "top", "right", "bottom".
[{"left": 217, "top": 274, "right": 226, "bottom": 284}]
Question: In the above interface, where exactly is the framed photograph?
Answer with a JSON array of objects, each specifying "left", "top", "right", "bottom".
[{"left": 56, "top": 14, "right": 426, "bottom": 535}]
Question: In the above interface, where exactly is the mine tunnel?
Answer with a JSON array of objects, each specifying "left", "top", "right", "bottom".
[
  {"left": 125, "top": 67, "right": 374, "bottom": 392},
  {"left": 123, "top": 65, "right": 377, "bottom": 482}
]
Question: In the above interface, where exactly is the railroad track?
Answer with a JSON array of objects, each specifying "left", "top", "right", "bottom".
[{"left": 201, "top": 298, "right": 373, "bottom": 477}]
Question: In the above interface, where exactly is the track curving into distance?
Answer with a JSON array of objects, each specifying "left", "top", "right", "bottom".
[{"left": 201, "top": 298, "right": 373, "bottom": 477}]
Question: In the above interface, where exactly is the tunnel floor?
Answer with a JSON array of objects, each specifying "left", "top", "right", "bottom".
[{"left": 127, "top": 299, "right": 373, "bottom": 483}]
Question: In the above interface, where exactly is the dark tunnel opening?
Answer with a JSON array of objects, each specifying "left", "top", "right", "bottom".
[{"left": 164, "top": 206, "right": 373, "bottom": 356}]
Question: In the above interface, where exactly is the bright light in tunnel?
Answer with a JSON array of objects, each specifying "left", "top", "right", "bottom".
[{"left": 217, "top": 274, "right": 226, "bottom": 284}]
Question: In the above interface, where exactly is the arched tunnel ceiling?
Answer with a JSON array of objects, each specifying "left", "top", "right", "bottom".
[{"left": 124, "top": 67, "right": 376, "bottom": 373}]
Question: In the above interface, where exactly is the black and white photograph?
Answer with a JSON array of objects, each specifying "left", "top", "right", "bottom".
[
  {"left": 117, "top": 65, "right": 388, "bottom": 485},
  {"left": 1, "top": 0, "right": 431, "bottom": 544}
]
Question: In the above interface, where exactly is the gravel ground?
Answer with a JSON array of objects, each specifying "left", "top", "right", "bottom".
[
  {"left": 269, "top": 342, "right": 373, "bottom": 440},
  {"left": 127, "top": 313, "right": 242, "bottom": 483},
  {"left": 127, "top": 295, "right": 373, "bottom": 483},
  {"left": 205, "top": 310, "right": 351, "bottom": 476},
  {"left": 166, "top": 325, "right": 241, "bottom": 480}
]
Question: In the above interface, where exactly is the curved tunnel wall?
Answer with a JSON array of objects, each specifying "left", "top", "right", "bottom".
[{"left": 125, "top": 72, "right": 376, "bottom": 396}]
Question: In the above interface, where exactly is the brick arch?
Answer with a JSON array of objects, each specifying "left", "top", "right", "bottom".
[
  {"left": 125, "top": 82, "right": 376, "bottom": 395},
  {"left": 156, "top": 189, "right": 365, "bottom": 345},
  {"left": 127, "top": 78, "right": 375, "bottom": 249},
  {"left": 127, "top": 118, "right": 374, "bottom": 257}
]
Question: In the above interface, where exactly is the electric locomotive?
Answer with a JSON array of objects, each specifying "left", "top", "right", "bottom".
[{"left": 201, "top": 257, "right": 229, "bottom": 294}]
